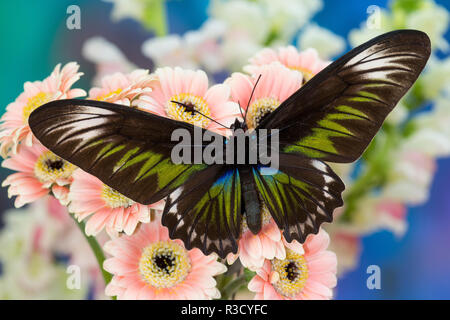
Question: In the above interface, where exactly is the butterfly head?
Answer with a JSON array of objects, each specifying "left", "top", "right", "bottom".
[{"left": 230, "top": 118, "right": 247, "bottom": 132}]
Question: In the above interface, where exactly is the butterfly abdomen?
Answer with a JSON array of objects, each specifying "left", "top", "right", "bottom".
[{"left": 239, "top": 166, "right": 261, "bottom": 234}]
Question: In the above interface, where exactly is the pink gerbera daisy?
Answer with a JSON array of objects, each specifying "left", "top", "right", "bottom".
[
  {"left": 248, "top": 229, "right": 337, "bottom": 300},
  {"left": 226, "top": 62, "right": 302, "bottom": 130},
  {"left": 2, "top": 143, "right": 76, "bottom": 208},
  {"left": 88, "top": 69, "right": 155, "bottom": 105},
  {"left": 245, "top": 47, "right": 330, "bottom": 82},
  {"left": 227, "top": 206, "right": 303, "bottom": 271},
  {"left": 0, "top": 62, "right": 86, "bottom": 157},
  {"left": 103, "top": 215, "right": 227, "bottom": 300},
  {"left": 136, "top": 67, "right": 240, "bottom": 136},
  {"left": 68, "top": 169, "right": 163, "bottom": 236}
]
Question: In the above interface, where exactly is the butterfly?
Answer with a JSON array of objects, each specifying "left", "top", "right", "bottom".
[{"left": 29, "top": 30, "right": 430, "bottom": 258}]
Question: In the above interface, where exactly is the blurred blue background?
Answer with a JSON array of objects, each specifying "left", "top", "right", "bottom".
[{"left": 0, "top": 0, "right": 449, "bottom": 299}]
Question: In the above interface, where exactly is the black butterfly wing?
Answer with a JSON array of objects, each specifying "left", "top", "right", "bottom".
[
  {"left": 29, "top": 99, "right": 217, "bottom": 205},
  {"left": 252, "top": 153, "right": 344, "bottom": 243},
  {"left": 258, "top": 29, "right": 431, "bottom": 163},
  {"left": 162, "top": 166, "right": 241, "bottom": 258}
]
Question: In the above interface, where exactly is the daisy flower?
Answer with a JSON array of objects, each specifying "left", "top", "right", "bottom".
[
  {"left": 136, "top": 67, "right": 240, "bottom": 136},
  {"left": 2, "top": 143, "right": 76, "bottom": 208},
  {"left": 248, "top": 229, "right": 337, "bottom": 300},
  {"left": 68, "top": 169, "right": 163, "bottom": 236},
  {"left": 227, "top": 205, "right": 303, "bottom": 271},
  {"left": 88, "top": 69, "right": 155, "bottom": 105},
  {"left": 226, "top": 62, "right": 302, "bottom": 130},
  {"left": 103, "top": 215, "right": 227, "bottom": 300},
  {"left": 244, "top": 46, "right": 330, "bottom": 82},
  {"left": 0, "top": 62, "right": 85, "bottom": 157}
]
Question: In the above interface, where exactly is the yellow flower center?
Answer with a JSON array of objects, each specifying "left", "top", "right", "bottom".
[
  {"left": 22, "top": 92, "right": 52, "bottom": 122},
  {"left": 101, "top": 184, "right": 134, "bottom": 208},
  {"left": 95, "top": 88, "right": 123, "bottom": 101},
  {"left": 271, "top": 248, "right": 309, "bottom": 298},
  {"left": 139, "top": 241, "right": 191, "bottom": 289},
  {"left": 34, "top": 151, "right": 76, "bottom": 184},
  {"left": 166, "top": 93, "right": 211, "bottom": 128},
  {"left": 246, "top": 97, "right": 279, "bottom": 130},
  {"left": 288, "top": 66, "right": 314, "bottom": 83}
]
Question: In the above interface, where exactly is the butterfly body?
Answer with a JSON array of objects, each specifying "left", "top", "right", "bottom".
[
  {"left": 239, "top": 165, "right": 262, "bottom": 234},
  {"left": 29, "top": 30, "right": 431, "bottom": 258}
]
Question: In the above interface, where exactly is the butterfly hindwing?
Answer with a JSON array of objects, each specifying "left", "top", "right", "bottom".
[
  {"left": 258, "top": 30, "right": 431, "bottom": 163},
  {"left": 252, "top": 153, "right": 345, "bottom": 243},
  {"left": 29, "top": 99, "right": 215, "bottom": 205},
  {"left": 162, "top": 166, "right": 241, "bottom": 258}
]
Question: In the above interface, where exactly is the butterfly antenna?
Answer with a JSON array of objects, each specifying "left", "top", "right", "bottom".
[
  {"left": 243, "top": 74, "right": 262, "bottom": 125},
  {"left": 170, "top": 101, "right": 230, "bottom": 129},
  {"left": 237, "top": 100, "right": 245, "bottom": 119}
]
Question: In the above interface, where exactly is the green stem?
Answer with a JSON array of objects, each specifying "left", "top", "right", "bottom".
[
  {"left": 220, "top": 275, "right": 247, "bottom": 300},
  {"left": 71, "top": 215, "right": 113, "bottom": 287}
]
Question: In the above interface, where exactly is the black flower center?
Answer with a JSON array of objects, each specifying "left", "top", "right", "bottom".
[
  {"left": 46, "top": 159, "right": 64, "bottom": 171},
  {"left": 285, "top": 261, "right": 299, "bottom": 282},
  {"left": 153, "top": 253, "right": 175, "bottom": 274}
]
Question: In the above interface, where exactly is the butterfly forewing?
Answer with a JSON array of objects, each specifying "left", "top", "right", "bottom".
[
  {"left": 258, "top": 30, "right": 431, "bottom": 163},
  {"left": 29, "top": 99, "right": 212, "bottom": 205}
]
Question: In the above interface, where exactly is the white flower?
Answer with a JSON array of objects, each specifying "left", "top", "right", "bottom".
[
  {"left": 0, "top": 253, "right": 88, "bottom": 300},
  {"left": 0, "top": 199, "right": 105, "bottom": 299},
  {"left": 406, "top": 95, "right": 450, "bottom": 157},
  {"left": 349, "top": 0, "right": 449, "bottom": 52},
  {"left": 82, "top": 37, "right": 135, "bottom": 85},
  {"left": 402, "top": 129, "right": 450, "bottom": 157},
  {"left": 210, "top": 0, "right": 269, "bottom": 43},
  {"left": 297, "top": 23, "right": 345, "bottom": 59},
  {"left": 382, "top": 150, "right": 435, "bottom": 205},
  {"left": 208, "top": 0, "right": 324, "bottom": 71},
  {"left": 103, "top": 0, "right": 144, "bottom": 22},
  {"left": 406, "top": 3, "right": 449, "bottom": 52},
  {"left": 221, "top": 33, "right": 262, "bottom": 71},
  {"left": 142, "top": 35, "right": 192, "bottom": 68},
  {"left": 421, "top": 56, "right": 450, "bottom": 100},
  {"left": 348, "top": 9, "right": 392, "bottom": 47},
  {"left": 142, "top": 19, "right": 227, "bottom": 73},
  {"left": 260, "top": 0, "right": 323, "bottom": 41}
]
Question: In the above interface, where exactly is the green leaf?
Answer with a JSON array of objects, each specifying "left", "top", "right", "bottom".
[
  {"left": 141, "top": 0, "right": 168, "bottom": 36},
  {"left": 391, "top": 0, "right": 427, "bottom": 14}
]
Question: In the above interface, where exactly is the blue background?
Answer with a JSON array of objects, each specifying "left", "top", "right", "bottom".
[{"left": 0, "top": 0, "right": 449, "bottom": 299}]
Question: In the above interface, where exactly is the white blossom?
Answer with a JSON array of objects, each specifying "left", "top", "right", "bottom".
[{"left": 298, "top": 24, "right": 345, "bottom": 59}]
